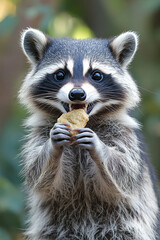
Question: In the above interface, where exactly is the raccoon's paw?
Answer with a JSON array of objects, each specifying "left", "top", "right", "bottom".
[
  {"left": 72, "top": 128, "right": 100, "bottom": 151},
  {"left": 50, "top": 123, "right": 72, "bottom": 147}
]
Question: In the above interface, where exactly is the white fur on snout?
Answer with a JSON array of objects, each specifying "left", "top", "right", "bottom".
[
  {"left": 88, "top": 102, "right": 104, "bottom": 116},
  {"left": 56, "top": 82, "right": 74, "bottom": 103},
  {"left": 89, "top": 100, "right": 122, "bottom": 116},
  {"left": 81, "top": 82, "right": 100, "bottom": 102},
  {"left": 57, "top": 82, "right": 100, "bottom": 104}
]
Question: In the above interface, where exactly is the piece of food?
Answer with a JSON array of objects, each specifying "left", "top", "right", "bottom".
[{"left": 57, "top": 109, "right": 89, "bottom": 135}]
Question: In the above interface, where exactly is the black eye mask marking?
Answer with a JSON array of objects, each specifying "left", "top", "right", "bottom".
[
  {"left": 30, "top": 69, "right": 70, "bottom": 100},
  {"left": 29, "top": 64, "right": 126, "bottom": 117},
  {"left": 88, "top": 71, "right": 126, "bottom": 102}
]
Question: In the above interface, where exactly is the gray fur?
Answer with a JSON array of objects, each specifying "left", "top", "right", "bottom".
[{"left": 19, "top": 29, "right": 160, "bottom": 240}]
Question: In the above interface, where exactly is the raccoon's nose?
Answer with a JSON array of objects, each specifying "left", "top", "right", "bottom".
[{"left": 69, "top": 88, "right": 86, "bottom": 101}]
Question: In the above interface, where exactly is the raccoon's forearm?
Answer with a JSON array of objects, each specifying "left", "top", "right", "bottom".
[
  {"left": 90, "top": 139, "right": 141, "bottom": 196},
  {"left": 23, "top": 137, "right": 62, "bottom": 189}
]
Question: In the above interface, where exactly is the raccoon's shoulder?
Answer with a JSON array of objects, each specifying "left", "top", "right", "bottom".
[{"left": 89, "top": 110, "right": 140, "bottom": 132}]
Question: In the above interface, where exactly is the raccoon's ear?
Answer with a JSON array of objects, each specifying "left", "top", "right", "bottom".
[
  {"left": 21, "top": 28, "right": 49, "bottom": 65},
  {"left": 109, "top": 32, "right": 138, "bottom": 68}
]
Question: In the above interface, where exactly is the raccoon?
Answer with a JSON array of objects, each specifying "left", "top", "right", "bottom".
[{"left": 19, "top": 28, "right": 160, "bottom": 240}]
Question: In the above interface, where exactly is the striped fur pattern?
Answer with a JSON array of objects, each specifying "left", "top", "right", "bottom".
[{"left": 19, "top": 28, "right": 160, "bottom": 239}]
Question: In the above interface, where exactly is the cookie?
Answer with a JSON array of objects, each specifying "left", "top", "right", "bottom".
[{"left": 57, "top": 109, "right": 89, "bottom": 135}]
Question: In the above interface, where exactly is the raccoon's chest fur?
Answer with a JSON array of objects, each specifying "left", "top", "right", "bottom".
[
  {"left": 41, "top": 191, "right": 133, "bottom": 240},
  {"left": 33, "top": 123, "right": 134, "bottom": 239},
  {"left": 38, "top": 151, "right": 132, "bottom": 240}
]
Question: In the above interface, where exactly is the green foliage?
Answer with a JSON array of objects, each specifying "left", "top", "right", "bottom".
[
  {"left": 0, "top": 228, "right": 12, "bottom": 240},
  {"left": 0, "top": 101, "right": 26, "bottom": 239},
  {"left": 0, "top": 178, "right": 23, "bottom": 214}
]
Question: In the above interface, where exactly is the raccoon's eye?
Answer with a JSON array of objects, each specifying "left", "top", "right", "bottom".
[
  {"left": 54, "top": 70, "right": 66, "bottom": 81},
  {"left": 91, "top": 70, "right": 103, "bottom": 81}
]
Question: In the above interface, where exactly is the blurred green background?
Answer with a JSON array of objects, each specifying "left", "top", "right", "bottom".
[{"left": 0, "top": 0, "right": 160, "bottom": 239}]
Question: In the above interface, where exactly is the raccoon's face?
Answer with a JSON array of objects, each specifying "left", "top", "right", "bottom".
[{"left": 19, "top": 28, "right": 140, "bottom": 118}]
